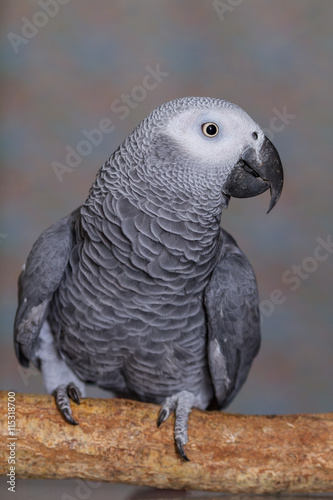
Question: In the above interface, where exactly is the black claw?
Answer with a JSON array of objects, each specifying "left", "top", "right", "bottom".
[
  {"left": 176, "top": 438, "right": 190, "bottom": 462},
  {"left": 54, "top": 383, "right": 80, "bottom": 425},
  {"left": 67, "top": 383, "right": 81, "bottom": 405},
  {"left": 61, "top": 407, "right": 79, "bottom": 426},
  {"left": 157, "top": 408, "right": 168, "bottom": 428}
]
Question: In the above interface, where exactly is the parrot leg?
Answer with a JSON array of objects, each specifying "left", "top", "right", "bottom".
[
  {"left": 157, "top": 390, "right": 195, "bottom": 461},
  {"left": 35, "top": 321, "right": 86, "bottom": 425}
]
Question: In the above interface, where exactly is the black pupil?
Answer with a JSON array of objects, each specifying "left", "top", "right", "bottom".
[{"left": 206, "top": 124, "right": 217, "bottom": 135}]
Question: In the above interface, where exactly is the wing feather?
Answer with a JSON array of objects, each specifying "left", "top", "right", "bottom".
[
  {"left": 204, "top": 228, "right": 261, "bottom": 408},
  {"left": 14, "top": 208, "right": 79, "bottom": 367}
]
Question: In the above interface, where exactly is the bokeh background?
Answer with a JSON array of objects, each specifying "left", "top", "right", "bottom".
[{"left": 1, "top": 1, "right": 332, "bottom": 498}]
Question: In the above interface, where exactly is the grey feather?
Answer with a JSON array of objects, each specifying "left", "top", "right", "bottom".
[
  {"left": 14, "top": 97, "right": 283, "bottom": 457},
  {"left": 204, "top": 229, "right": 261, "bottom": 408},
  {"left": 14, "top": 208, "right": 79, "bottom": 367}
]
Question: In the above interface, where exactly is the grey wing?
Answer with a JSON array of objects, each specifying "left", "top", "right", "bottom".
[
  {"left": 204, "top": 228, "right": 261, "bottom": 409},
  {"left": 14, "top": 208, "right": 79, "bottom": 367}
]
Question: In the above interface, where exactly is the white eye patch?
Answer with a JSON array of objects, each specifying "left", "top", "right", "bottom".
[{"left": 164, "top": 108, "right": 264, "bottom": 168}]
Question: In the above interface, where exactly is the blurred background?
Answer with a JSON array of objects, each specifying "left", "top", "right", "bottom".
[{"left": 1, "top": 0, "right": 332, "bottom": 498}]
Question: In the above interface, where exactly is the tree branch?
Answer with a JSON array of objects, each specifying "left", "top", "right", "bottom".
[{"left": 0, "top": 391, "right": 332, "bottom": 493}]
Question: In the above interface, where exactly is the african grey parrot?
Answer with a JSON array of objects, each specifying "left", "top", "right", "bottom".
[{"left": 14, "top": 97, "right": 283, "bottom": 460}]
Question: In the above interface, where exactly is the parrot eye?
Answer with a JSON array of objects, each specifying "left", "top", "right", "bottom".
[{"left": 202, "top": 122, "right": 219, "bottom": 137}]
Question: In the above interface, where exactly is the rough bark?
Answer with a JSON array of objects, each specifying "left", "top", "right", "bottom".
[{"left": 0, "top": 391, "right": 332, "bottom": 493}]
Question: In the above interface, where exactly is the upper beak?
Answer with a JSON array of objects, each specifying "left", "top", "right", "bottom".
[{"left": 223, "top": 136, "right": 284, "bottom": 213}]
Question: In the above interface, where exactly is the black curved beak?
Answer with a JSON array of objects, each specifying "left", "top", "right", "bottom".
[{"left": 223, "top": 136, "right": 284, "bottom": 213}]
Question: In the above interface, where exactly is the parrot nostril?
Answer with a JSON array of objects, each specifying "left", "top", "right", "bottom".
[{"left": 252, "top": 132, "right": 258, "bottom": 140}]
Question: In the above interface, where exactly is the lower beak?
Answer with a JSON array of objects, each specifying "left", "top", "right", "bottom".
[{"left": 223, "top": 136, "right": 284, "bottom": 213}]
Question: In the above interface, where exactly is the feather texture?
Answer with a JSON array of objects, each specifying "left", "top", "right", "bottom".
[{"left": 13, "top": 97, "right": 276, "bottom": 415}]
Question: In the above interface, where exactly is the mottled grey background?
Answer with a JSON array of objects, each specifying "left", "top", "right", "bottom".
[{"left": 1, "top": 0, "right": 332, "bottom": 498}]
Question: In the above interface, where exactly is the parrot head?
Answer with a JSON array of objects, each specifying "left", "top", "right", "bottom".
[{"left": 142, "top": 97, "right": 283, "bottom": 213}]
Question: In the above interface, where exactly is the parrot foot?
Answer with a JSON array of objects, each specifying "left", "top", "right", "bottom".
[
  {"left": 157, "top": 390, "right": 194, "bottom": 461},
  {"left": 53, "top": 383, "right": 81, "bottom": 425}
]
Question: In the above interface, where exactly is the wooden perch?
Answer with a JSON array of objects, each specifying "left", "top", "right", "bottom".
[{"left": 0, "top": 391, "right": 332, "bottom": 493}]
